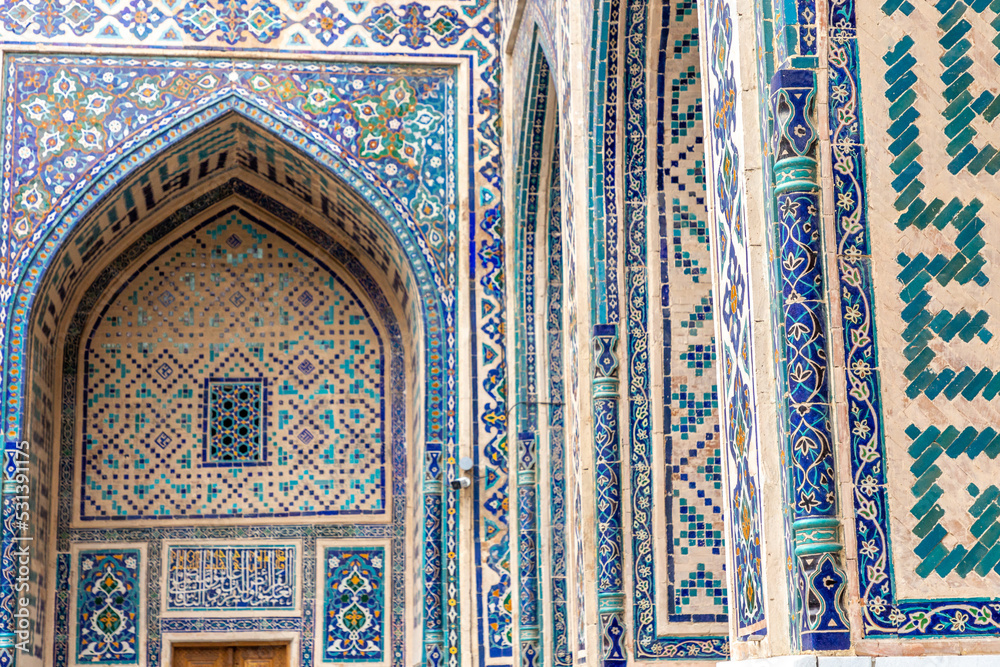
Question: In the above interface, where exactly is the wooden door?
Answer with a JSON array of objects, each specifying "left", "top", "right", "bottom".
[
  {"left": 235, "top": 645, "right": 287, "bottom": 667},
  {"left": 173, "top": 645, "right": 287, "bottom": 667}
]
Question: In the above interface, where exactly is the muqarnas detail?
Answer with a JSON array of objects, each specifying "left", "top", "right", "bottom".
[
  {"left": 322, "top": 547, "right": 386, "bottom": 662},
  {"left": 75, "top": 549, "right": 141, "bottom": 664}
]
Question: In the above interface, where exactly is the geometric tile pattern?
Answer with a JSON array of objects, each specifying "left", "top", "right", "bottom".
[
  {"left": 656, "top": 0, "right": 727, "bottom": 626},
  {"left": 205, "top": 379, "right": 267, "bottom": 465},
  {"left": 321, "top": 546, "right": 385, "bottom": 663},
  {"left": 75, "top": 549, "right": 141, "bottom": 664},
  {"left": 587, "top": 0, "right": 729, "bottom": 657},
  {"left": 165, "top": 544, "right": 296, "bottom": 611},
  {"left": 80, "top": 211, "right": 386, "bottom": 522},
  {"left": 908, "top": 424, "right": 1000, "bottom": 579},
  {"left": 846, "top": 0, "right": 1000, "bottom": 640},
  {"left": 895, "top": 196, "right": 995, "bottom": 400}
]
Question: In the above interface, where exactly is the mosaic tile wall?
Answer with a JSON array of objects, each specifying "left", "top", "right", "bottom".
[
  {"left": 653, "top": 0, "right": 728, "bottom": 630},
  {"left": 0, "top": 2, "right": 503, "bottom": 663},
  {"left": 0, "top": 39, "right": 475, "bottom": 663},
  {"left": 506, "top": 0, "right": 734, "bottom": 662},
  {"left": 847, "top": 0, "right": 1000, "bottom": 639},
  {"left": 80, "top": 210, "right": 387, "bottom": 524},
  {"left": 49, "top": 202, "right": 409, "bottom": 666}
]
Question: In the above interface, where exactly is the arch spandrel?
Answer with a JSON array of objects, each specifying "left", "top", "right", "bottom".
[
  {"left": 2, "top": 52, "right": 457, "bottom": 666},
  {"left": 27, "top": 116, "right": 423, "bottom": 348},
  {"left": 3, "top": 56, "right": 460, "bottom": 447}
]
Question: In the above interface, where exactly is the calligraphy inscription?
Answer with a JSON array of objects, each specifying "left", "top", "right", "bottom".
[{"left": 166, "top": 544, "right": 297, "bottom": 612}]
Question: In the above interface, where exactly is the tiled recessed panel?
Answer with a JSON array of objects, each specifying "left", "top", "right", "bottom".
[
  {"left": 78, "top": 210, "right": 387, "bottom": 524},
  {"left": 316, "top": 541, "right": 390, "bottom": 666},
  {"left": 70, "top": 544, "right": 147, "bottom": 667}
]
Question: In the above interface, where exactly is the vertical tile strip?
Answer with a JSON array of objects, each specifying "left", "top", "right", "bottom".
[
  {"left": 592, "top": 324, "right": 625, "bottom": 667},
  {"left": 545, "top": 136, "right": 572, "bottom": 667},
  {"left": 698, "top": 0, "right": 768, "bottom": 639},
  {"left": 0, "top": 444, "right": 19, "bottom": 656},
  {"left": 513, "top": 46, "right": 549, "bottom": 667},
  {"left": 769, "top": 69, "right": 851, "bottom": 651},
  {"left": 425, "top": 446, "right": 445, "bottom": 667}
]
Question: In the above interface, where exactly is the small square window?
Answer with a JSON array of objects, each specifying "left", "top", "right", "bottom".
[{"left": 203, "top": 378, "right": 267, "bottom": 467}]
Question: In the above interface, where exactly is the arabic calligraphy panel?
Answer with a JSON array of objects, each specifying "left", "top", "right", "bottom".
[{"left": 161, "top": 541, "right": 302, "bottom": 617}]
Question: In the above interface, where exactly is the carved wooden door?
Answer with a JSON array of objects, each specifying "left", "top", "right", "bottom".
[{"left": 173, "top": 645, "right": 287, "bottom": 667}]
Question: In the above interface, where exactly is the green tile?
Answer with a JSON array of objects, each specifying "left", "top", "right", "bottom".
[
  {"left": 910, "top": 483, "right": 944, "bottom": 518},
  {"left": 969, "top": 484, "right": 1000, "bottom": 517},
  {"left": 913, "top": 505, "right": 945, "bottom": 538},
  {"left": 916, "top": 543, "right": 949, "bottom": 577},
  {"left": 934, "top": 544, "right": 968, "bottom": 576},
  {"left": 915, "top": 523, "right": 948, "bottom": 558}
]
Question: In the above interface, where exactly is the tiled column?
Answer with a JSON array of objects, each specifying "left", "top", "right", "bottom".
[
  {"left": 424, "top": 446, "right": 445, "bottom": 667},
  {"left": 769, "top": 69, "right": 850, "bottom": 652},
  {"left": 592, "top": 324, "right": 626, "bottom": 667}
]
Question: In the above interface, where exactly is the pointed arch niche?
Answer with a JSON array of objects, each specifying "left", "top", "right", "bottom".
[{"left": 20, "top": 113, "right": 433, "bottom": 666}]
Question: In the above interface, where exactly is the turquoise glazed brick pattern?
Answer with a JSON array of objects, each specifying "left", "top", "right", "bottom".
[
  {"left": 908, "top": 425, "right": 1000, "bottom": 579},
  {"left": 657, "top": 0, "right": 727, "bottom": 626},
  {"left": 75, "top": 549, "right": 142, "bottom": 664},
  {"left": 322, "top": 546, "right": 386, "bottom": 663},
  {"left": 80, "top": 211, "right": 386, "bottom": 522},
  {"left": 844, "top": 0, "right": 1000, "bottom": 640},
  {"left": 0, "top": 2, "right": 502, "bottom": 663}
]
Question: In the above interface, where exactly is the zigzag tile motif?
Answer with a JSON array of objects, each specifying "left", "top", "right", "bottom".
[{"left": 883, "top": 13, "right": 996, "bottom": 403}]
